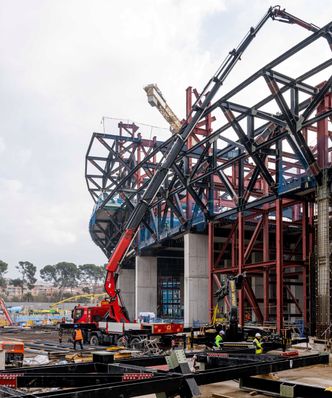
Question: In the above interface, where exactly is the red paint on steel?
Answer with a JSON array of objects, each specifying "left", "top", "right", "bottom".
[
  {"left": 208, "top": 222, "right": 214, "bottom": 321},
  {"left": 0, "top": 374, "right": 22, "bottom": 388},
  {"left": 238, "top": 212, "right": 244, "bottom": 326},
  {"left": 122, "top": 373, "right": 153, "bottom": 381},
  {"left": 276, "top": 199, "right": 284, "bottom": 332}
]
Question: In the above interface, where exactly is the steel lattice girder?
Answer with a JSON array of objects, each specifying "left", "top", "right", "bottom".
[
  {"left": 85, "top": 22, "right": 332, "bottom": 259},
  {"left": 240, "top": 376, "right": 332, "bottom": 397},
  {"left": 0, "top": 352, "right": 328, "bottom": 398}
]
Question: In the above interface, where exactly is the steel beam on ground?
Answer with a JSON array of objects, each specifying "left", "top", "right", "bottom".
[
  {"left": 240, "top": 375, "right": 332, "bottom": 397},
  {"left": 2, "top": 353, "right": 328, "bottom": 398}
]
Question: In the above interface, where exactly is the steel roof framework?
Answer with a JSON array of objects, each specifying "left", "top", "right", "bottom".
[{"left": 86, "top": 21, "right": 332, "bottom": 331}]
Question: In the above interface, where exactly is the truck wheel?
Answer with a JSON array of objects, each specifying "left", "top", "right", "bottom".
[
  {"left": 90, "top": 335, "right": 99, "bottom": 346},
  {"left": 117, "top": 336, "right": 128, "bottom": 348}
]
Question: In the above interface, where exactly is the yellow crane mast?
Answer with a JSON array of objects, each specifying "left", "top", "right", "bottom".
[
  {"left": 143, "top": 84, "right": 182, "bottom": 134},
  {"left": 49, "top": 293, "right": 106, "bottom": 308}
]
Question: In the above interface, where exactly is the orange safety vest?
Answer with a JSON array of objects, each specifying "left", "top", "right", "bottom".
[{"left": 74, "top": 329, "right": 83, "bottom": 341}]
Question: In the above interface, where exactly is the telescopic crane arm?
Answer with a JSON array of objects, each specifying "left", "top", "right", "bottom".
[
  {"left": 103, "top": 6, "right": 325, "bottom": 322},
  {"left": 144, "top": 84, "right": 182, "bottom": 134},
  {"left": 272, "top": 7, "right": 320, "bottom": 33}
]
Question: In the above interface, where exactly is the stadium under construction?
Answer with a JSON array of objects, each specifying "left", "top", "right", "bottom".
[
  {"left": 1, "top": 6, "right": 332, "bottom": 398},
  {"left": 85, "top": 7, "right": 332, "bottom": 340}
]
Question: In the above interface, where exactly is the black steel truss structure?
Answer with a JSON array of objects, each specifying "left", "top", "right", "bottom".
[
  {"left": 240, "top": 375, "right": 332, "bottom": 397},
  {"left": 85, "top": 21, "right": 332, "bottom": 259},
  {"left": 0, "top": 351, "right": 328, "bottom": 398}
]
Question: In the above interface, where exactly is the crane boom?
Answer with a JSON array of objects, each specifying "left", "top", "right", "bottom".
[
  {"left": 0, "top": 298, "right": 14, "bottom": 326},
  {"left": 103, "top": 6, "right": 326, "bottom": 322},
  {"left": 143, "top": 84, "right": 182, "bottom": 134}
]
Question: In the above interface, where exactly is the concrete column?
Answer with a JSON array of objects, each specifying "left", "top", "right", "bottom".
[
  {"left": 135, "top": 256, "right": 157, "bottom": 319},
  {"left": 117, "top": 268, "right": 135, "bottom": 321},
  {"left": 0, "top": 350, "right": 5, "bottom": 370},
  {"left": 184, "top": 233, "right": 209, "bottom": 326}
]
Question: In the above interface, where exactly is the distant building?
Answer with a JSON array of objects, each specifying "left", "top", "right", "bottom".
[{"left": 4, "top": 279, "right": 102, "bottom": 300}]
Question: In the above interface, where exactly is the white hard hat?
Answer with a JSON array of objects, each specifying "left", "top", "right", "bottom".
[
  {"left": 255, "top": 332, "right": 261, "bottom": 338},
  {"left": 219, "top": 330, "right": 225, "bottom": 335}
]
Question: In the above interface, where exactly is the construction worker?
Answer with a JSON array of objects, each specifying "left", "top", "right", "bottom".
[
  {"left": 72, "top": 325, "right": 84, "bottom": 350},
  {"left": 253, "top": 332, "right": 263, "bottom": 355},
  {"left": 214, "top": 330, "right": 225, "bottom": 349}
]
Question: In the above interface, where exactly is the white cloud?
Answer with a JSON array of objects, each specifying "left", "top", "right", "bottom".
[{"left": 0, "top": 137, "right": 5, "bottom": 153}]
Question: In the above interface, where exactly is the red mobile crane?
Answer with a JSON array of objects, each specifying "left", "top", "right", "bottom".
[{"left": 101, "top": 6, "right": 326, "bottom": 325}]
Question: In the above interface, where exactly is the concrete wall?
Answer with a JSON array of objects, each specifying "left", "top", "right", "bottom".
[
  {"left": 117, "top": 268, "right": 135, "bottom": 321},
  {"left": 135, "top": 256, "right": 157, "bottom": 319},
  {"left": 184, "top": 233, "right": 209, "bottom": 326}
]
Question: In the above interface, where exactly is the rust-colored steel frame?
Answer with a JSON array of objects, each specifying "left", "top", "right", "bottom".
[{"left": 209, "top": 199, "right": 316, "bottom": 331}]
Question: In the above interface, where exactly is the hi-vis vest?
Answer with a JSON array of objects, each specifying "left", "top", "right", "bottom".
[
  {"left": 74, "top": 329, "right": 83, "bottom": 341},
  {"left": 215, "top": 334, "right": 223, "bottom": 348},
  {"left": 253, "top": 338, "right": 263, "bottom": 354}
]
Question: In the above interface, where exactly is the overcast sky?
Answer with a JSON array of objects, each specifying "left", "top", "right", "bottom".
[{"left": 1, "top": 0, "right": 331, "bottom": 279}]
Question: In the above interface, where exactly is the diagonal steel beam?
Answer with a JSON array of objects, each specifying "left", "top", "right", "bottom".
[
  {"left": 303, "top": 108, "right": 332, "bottom": 126},
  {"left": 301, "top": 76, "right": 332, "bottom": 121},
  {"left": 123, "top": 196, "right": 156, "bottom": 238},
  {"left": 216, "top": 170, "right": 239, "bottom": 204},
  {"left": 160, "top": 187, "right": 186, "bottom": 225},
  {"left": 172, "top": 162, "right": 209, "bottom": 217},
  {"left": 159, "top": 170, "right": 185, "bottom": 229},
  {"left": 220, "top": 105, "right": 275, "bottom": 188},
  {"left": 243, "top": 279, "right": 264, "bottom": 323},
  {"left": 264, "top": 72, "right": 321, "bottom": 182},
  {"left": 244, "top": 217, "right": 264, "bottom": 262},
  {"left": 190, "top": 142, "right": 211, "bottom": 180},
  {"left": 286, "top": 285, "right": 303, "bottom": 314},
  {"left": 265, "top": 69, "right": 318, "bottom": 96},
  {"left": 96, "top": 136, "right": 133, "bottom": 173},
  {"left": 215, "top": 221, "right": 238, "bottom": 267}
]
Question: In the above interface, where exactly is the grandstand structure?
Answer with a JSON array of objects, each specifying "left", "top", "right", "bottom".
[{"left": 85, "top": 20, "right": 332, "bottom": 334}]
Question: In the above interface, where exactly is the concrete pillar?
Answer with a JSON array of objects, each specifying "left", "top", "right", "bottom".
[
  {"left": 184, "top": 233, "right": 209, "bottom": 326},
  {"left": 135, "top": 256, "right": 157, "bottom": 319},
  {"left": 117, "top": 268, "right": 135, "bottom": 321},
  {"left": 0, "top": 350, "right": 5, "bottom": 370}
]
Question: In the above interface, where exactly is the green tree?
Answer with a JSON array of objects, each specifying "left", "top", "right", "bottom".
[
  {"left": 40, "top": 262, "right": 78, "bottom": 299},
  {"left": 0, "top": 260, "right": 8, "bottom": 289},
  {"left": 15, "top": 261, "right": 37, "bottom": 299},
  {"left": 23, "top": 292, "right": 33, "bottom": 302},
  {"left": 78, "top": 264, "right": 105, "bottom": 290},
  {"left": 82, "top": 286, "right": 91, "bottom": 294},
  {"left": 40, "top": 265, "right": 57, "bottom": 284}
]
